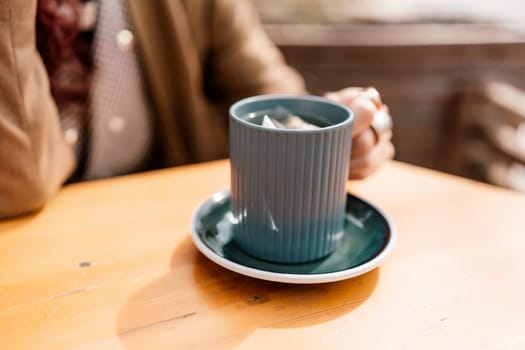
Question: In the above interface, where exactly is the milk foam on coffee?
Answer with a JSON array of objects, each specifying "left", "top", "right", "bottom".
[{"left": 257, "top": 106, "right": 323, "bottom": 130}]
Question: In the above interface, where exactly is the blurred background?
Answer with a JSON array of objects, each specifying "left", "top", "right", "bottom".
[{"left": 253, "top": 0, "right": 525, "bottom": 192}]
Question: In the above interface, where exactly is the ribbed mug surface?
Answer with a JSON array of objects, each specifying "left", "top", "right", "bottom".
[{"left": 229, "top": 95, "right": 353, "bottom": 263}]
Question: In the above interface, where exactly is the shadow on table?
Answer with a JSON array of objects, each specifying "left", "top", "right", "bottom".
[
  {"left": 117, "top": 236, "right": 379, "bottom": 349},
  {"left": 0, "top": 212, "right": 41, "bottom": 235}
]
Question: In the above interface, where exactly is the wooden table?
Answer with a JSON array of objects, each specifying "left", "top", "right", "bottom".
[{"left": 1, "top": 160, "right": 525, "bottom": 349}]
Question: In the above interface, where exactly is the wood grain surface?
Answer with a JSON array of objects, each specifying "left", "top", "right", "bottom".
[{"left": 1, "top": 160, "right": 524, "bottom": 349}]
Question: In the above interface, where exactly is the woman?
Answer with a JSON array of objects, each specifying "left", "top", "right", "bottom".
[{"left": 0, "top": 0, "right": 393, "bottom": 218}]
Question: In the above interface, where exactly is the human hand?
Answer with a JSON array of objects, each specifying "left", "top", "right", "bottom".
[{"left": 324, "top": 87, "right": 395, "bottom": 179}]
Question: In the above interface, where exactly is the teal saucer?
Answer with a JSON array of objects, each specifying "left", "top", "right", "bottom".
[{"left": 190, "top": 190, "right": 396, "bottom": 284}]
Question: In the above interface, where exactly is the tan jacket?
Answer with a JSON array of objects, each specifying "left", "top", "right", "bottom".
[{"left": 0, "top": 0, "right": 305, "bottom": 218}]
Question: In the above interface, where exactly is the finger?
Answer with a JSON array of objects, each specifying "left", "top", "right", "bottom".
[
  {"left": 325, "top": 87, "right": 382, "bottom": 108},
  {"left": 351, "top": 128, "right": 376, "bottom": 157},
  {"left": 351, "top": 128, "right": 393, "bottom": 157},
  {"left": 323, "top": 87, "right": 383, "bottom": 136},
  {"left": 370, "top": 106, "right": 393, "bottom": 140},
  {"left": 349, "top": 97, "right": 376, "bottom": 136},
  {"left": 349, "top": 140, "right": 395, "bottom": 179}
]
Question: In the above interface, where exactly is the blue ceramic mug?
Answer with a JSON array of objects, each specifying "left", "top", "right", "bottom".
[{"left": 229, "top": 95, "right": 354, "bottom": 263}]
